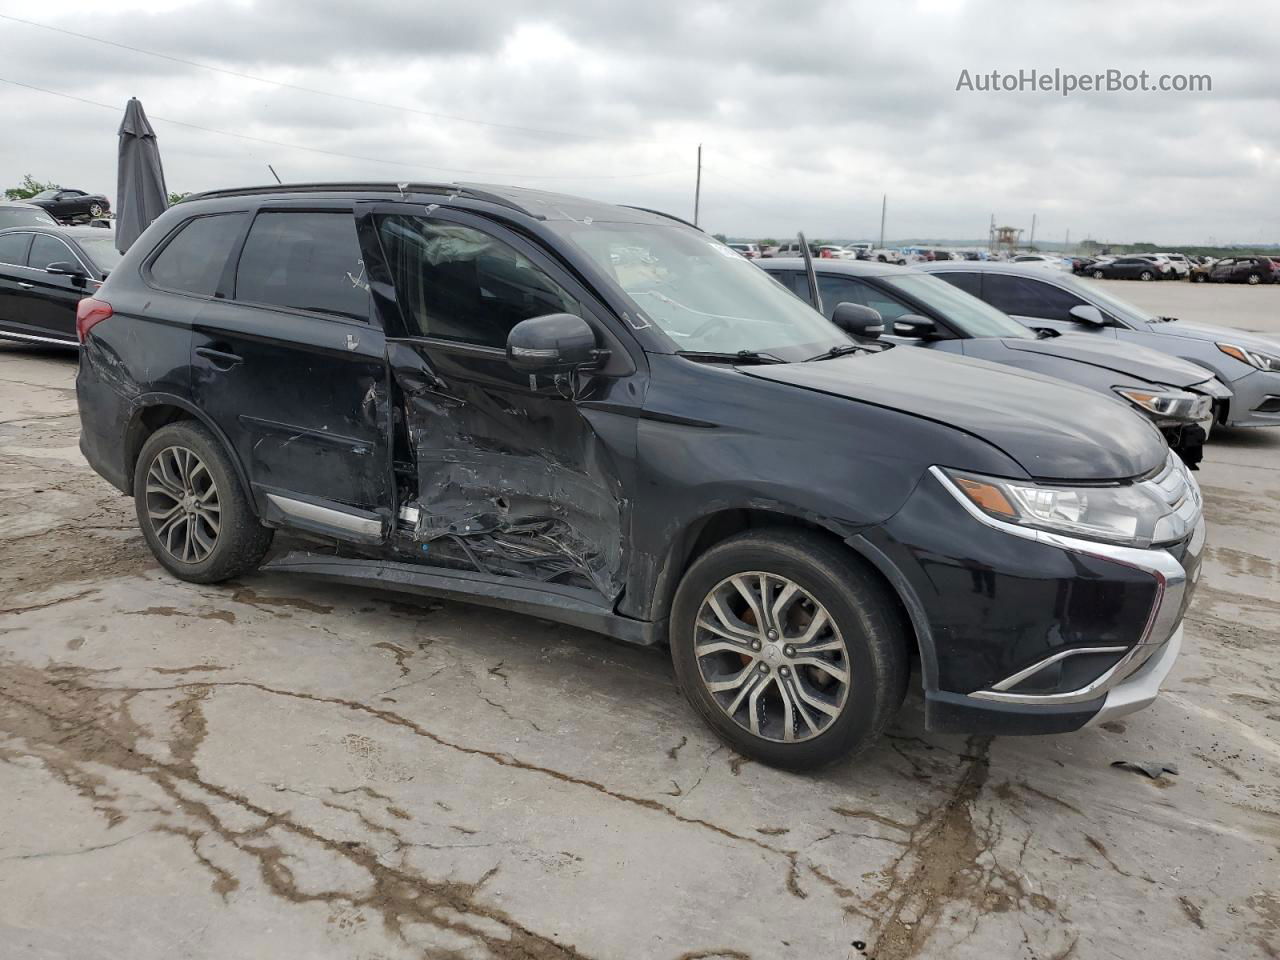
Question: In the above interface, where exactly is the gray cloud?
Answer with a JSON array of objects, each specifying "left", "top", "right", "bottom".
[{"left": 1, "top": 0, "right": 1277, "bottom": 243}]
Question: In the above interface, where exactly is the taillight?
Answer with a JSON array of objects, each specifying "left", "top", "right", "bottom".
[{"left": 76, "top": 297, "right": 113, "bottom": 343}]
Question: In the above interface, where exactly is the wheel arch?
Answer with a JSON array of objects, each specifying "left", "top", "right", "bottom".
[
  {"left": 649, "top": 506, "right": 931, "bottom": 686},
  {"left": 124, "top": 394, "right": 257, "bottom": 516}
]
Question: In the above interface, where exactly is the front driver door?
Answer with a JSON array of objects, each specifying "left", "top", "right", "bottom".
[
  {"left": 190, "top": 204, "right": 392, "bottom": 542},
  {"left": 365, "top": 205, "right": 638, "bottom": 604}
]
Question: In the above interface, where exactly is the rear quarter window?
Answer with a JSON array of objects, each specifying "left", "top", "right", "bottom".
[{"left": 148, "top": 213, "right": 248, "bottom": 297}]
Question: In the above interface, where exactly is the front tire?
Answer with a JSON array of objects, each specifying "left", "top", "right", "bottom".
[
  {"left": 1247, "top": 273, "right": 1261, "bottom": 285},
  {"left": 88, "top": 202, "right": 104, "bottom": 217},
  {"left": 669, "top": 530, "right": 909, "bottom": 770},
  {"left": 1093, "top": 270, "right": 1105, "bottom": 279},
  {"left": 1140, "top": 270, "right": 1154, "bottom": 281},
  {"left": 133, "top": 421, "right": 273, "bottom": 583}
]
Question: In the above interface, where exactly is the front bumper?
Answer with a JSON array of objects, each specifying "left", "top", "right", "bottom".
[
  {"left": 866, "top": 464, "right": 1203, "bottom": 736},
  {"left": 1222, "top": 368, "right": 1280, "bottom": 427}
]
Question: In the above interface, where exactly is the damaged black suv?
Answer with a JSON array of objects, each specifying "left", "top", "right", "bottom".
[{"left": 77, "top": 183, "right": 1203, "bottom": 769}]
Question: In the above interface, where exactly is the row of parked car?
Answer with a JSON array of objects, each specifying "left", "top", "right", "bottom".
[
  {"left": 1069, "top": 252, "right": 1278, "bottom": 284},
  {"left": 4, "top": 182, "right": 1279, "bottom": 769}
]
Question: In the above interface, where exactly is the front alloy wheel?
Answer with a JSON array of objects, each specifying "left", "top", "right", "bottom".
[
  {"left": 1093, "top": 270, "right": 1105, "bottom": 279},
  {"left": 694, "top": 572, "right": 850, "bottom": 742},
  {"left": 1248, "top": 273, "right": 1261, "bottom": 285},
  {"left": 1140, "top": 270, "right": 1154, "bottom": 281},
  {"left": 89, "top": 202, "right": 104, "bottom": 217},
  {"left": 145, "top": 445, "right": 221, "bottom": 563}
]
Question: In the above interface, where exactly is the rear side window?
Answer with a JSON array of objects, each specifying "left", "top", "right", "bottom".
[
  {"left": 150, "top": 213, "right": 246, "bottom": 297},
  {"left": 0, "top": 232, "right": 32, "bottom": 266},
  {"left": 234, "top": 211, "right": 368, "bottom": 321},
  {"left": 937, "top": 271, "right": 982, "bottom": 297},
  {"left": 982, "top": 274, "right": 1085, "bottom": 322},
  {"left": 29, "top": 235, "right": 74, "bottom": 271}
]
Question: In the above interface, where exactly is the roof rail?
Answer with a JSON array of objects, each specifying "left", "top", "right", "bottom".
[
  {"left": 620, "top": 205, "right": 702, "bottom": 232},
  {"left": 184, "top": 182, "right": 532, "bottom": 215}
]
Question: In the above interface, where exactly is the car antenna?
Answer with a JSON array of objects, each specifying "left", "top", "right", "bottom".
[
  {"left": 799, "top": 231, "right": 824, "bottom": 315},
  {"left": 267, "top": 164, "right": 282, "bottom": 184}
]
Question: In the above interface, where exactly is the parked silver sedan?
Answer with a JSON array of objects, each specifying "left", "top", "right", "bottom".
[{"left": 919, "top": 261, "right": 1280, "bottom": 428}]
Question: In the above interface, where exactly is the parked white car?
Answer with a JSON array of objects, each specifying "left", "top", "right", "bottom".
[
  {"left": 1010, "top": 254, "right": 1072, "bottom": 272},
  {"left": 1152, "top": 253, "right": 1191, "bottom": 277}
]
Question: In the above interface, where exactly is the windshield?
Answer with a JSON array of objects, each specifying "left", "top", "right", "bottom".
[
  {"left": 75, "top": 235, "right": 122, "bottom": 272},
  {"left": 547, "top": 220, "right": 846, "bottom": 360},
  {"left": 882, "top": 273, "right": 1034, "bottom": 339},
  {"left": 0, "top": 208, "right": 56, "bottom": 228}
]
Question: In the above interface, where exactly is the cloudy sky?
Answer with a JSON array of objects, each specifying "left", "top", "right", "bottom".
[{"left": 1, "top": 0, "right": 1276, "bottom": 244}]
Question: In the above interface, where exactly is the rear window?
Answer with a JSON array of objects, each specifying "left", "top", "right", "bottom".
[
  {"left": 233, "top": 211, "right": 368, "bottom": 321},
  {"left": 149, "top": 214, "right": 247, "bottom": 296},
  {"left": 0, "top": 232, "right": 32, "bottom": 266}
]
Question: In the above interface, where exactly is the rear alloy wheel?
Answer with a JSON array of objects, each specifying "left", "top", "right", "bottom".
[
  {"left": 88, "top": 202, "right": 104, "bottom": 217},
  {"left": 1248, "top": 273, "right": 1261, "bottom": 285},
  {"left": 1140, "top": 270, "right": 1154, "bottom": 281},
  {"left": 134, "top": 421, "right": 273, "bottom": 583},
  {"left": 670, "top": 530, "right": 908, "bottom": 769},
  {"left": 1093, "top": 270, "right": 1105, "bottom": 279},
  {"left": 1193, "top": 273, "right": 1206, "bottom": 283}
]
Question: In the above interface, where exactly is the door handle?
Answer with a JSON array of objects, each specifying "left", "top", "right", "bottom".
[
  {"left": 195, "top": 346, "right": 243, "bottom": 370},
  {"left": 17, "top": 282, "right": 34, "bottom": 289}
]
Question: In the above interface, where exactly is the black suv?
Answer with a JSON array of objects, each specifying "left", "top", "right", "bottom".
[{"left": 76, "top": 183, "right": 1204, "bottom": 768}]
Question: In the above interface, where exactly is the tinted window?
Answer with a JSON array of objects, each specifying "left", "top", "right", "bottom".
[
  {"left": 0, "top": 232, "right": 31, "bottom": 266},
  {"left": 235, "top": 211, "right": 368, "bottom": 320},
  {"left": 29, "top": 234, "right": 74, "bottom": 270},
  {"left": 150, "top": 214, "right": 247, "bottom": 297},
  {"left": 982, "top": 274, "right": 1087, "bottom": 322},
  {"left": 379, "top": 215, "right": 581, "bottom": 348},
  {"left": 815, "top": 275, "right": 871, "bottom": 317},
  {"left": 76, "top": 235, "right": 123, "bottom": 273},
  {"left": 938, "top": 271, "right": 982, "bottom": 297},
  {"left": 849, "top": 279, "right": 917, "bottom": 323},
  {"left": 880, "top": 273, "right": 1032, "bottom": 338}
]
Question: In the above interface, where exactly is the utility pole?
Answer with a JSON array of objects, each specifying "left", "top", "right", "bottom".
[
  {"left": 693, "top": 144, "right": 702, "bottom": 228},
  {"left": 1029, "top": 213, "right": 1037, "bottom": 249},
  {"left": 878, "top": 194, "right": 887, "bottom": 247},
  {"left": 1064, "top": 228, "right": 1070, "bottom": 254},
  {"left": 989, "top": 214, "right": 995, "bottom": 254}
]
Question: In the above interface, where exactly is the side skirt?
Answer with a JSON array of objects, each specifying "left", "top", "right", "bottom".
[{"left": 262, "top": 550, "right": 661, "bottom": 646}]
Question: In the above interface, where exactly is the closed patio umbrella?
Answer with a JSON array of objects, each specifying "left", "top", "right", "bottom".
[{"left": 115, "top": 97, "right": 168, "bottom": 253}]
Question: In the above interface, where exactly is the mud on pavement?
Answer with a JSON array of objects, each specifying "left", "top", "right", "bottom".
[{"left": 1, "top": 343, "right": 1278, "bottom": 959}]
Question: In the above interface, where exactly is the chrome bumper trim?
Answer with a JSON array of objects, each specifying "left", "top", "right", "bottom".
[{"left": 1084, "top": 625, "right": 1183, "bottom": 726}]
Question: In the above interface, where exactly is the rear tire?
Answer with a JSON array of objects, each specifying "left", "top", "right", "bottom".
[
  {"left": 133, "top": 421, "right": 273, "bottom": 584},
  {"left": 1093, "top": 270, "right": 1105, "bottom": 279},
  {"left": 669, "top": 529, "right": 909, "bottom": 770},
  {"left": 1247, "top": 273, "right": 1261, "bottom": 285},
  {"left": 1140, "top": 270, "right": 1154, "bottom": 281}
]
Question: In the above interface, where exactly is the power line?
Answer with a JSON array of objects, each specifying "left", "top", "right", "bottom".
[
  {"left": 0, "top": 76, "right": 687, "bottom": 181},
  {"left": 0, "top": 12, "right": 673, "bottom": 146}
]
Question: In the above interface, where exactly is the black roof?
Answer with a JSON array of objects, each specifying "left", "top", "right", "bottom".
[{"left": 184, "top": 181, "right": 683, "bottom": 226}]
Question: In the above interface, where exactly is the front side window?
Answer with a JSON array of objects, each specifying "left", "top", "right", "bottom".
[
  {"left": 149, "top": 213, "right": 247, "bottom": 297},
  {"left": 378, "top": 215, "right": 580, "bottom": 347},
  {"left": 937, "top": 271, "right": 982, "bottom": 298},
  {"left": 0, "top": 232, "right": 32, "bottom": 266},
  {"left": 28, "top": 235, "right": 74, "bottom": 271},
  {"left": 234, "top": 211, "right": 368, "bottom": 321},
  {"left": 981, "top": 274, "right": 1086, "bottom": 323},
  {"left": 76, "top": 235, "right": 123, "bottom": 274},
  {"left": 548, "top": 220, "right": 845, "bottom": 360},
  {"left": 879, "top": 273, "right": 1032, "bottom": 337}
]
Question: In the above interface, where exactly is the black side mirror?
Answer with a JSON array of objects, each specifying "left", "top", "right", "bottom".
[
  {"left": 1068, "top": 304, "right": 1106, "bottom": 325},
  {"left": 892, "top": 314, "right": 938, "bottom": 339},
  {"left": 831, "top": 302, "right": 884, "bottom": 339},
  {"left": 45, "top": 260, "right": 86, "bottom": 278},
  {"left": 506, "top": 312, "right": 601, "bottom": 374}
]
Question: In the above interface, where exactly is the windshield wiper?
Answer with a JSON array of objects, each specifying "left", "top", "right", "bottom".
[
  {"left": 805, "top": 344, "right": 863, "bottom": 362},
  {"left": 677, "top": 349, "right": 787, "bottom": 365}
]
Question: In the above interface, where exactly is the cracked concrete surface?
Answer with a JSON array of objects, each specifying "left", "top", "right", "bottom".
[{"left": 0, "top": 336, "right": 1278, "bottom": 960}]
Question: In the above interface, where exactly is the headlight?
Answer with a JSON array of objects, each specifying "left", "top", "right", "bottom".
[
  {"left": 1113, "top": 387, "right": 1211, "bottom": 422},
  {"left": 1218, "top": 342, "right": 1280, "bottom": 373},
  {"left": 939, "top": 454, "right": 1200, "bottom": 548}
]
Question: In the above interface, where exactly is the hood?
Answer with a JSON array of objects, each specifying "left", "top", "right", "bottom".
[
  {"left": 999, "top": 333, "right": 1213, "bottom": 388},
  {"left": 740, "top": 347, "right": 1167, "bottom": 481},
  {"left": 1146, "top": 320, "right": 1280, "bottom": 355}
]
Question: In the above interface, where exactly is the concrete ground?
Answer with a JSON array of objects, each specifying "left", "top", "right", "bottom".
[{"left": 1, "top": 286, "right": 1278, "bottom": 960}]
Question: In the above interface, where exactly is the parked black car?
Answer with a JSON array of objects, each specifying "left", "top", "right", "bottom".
[
  {"left": 1087, "top": 257, "right": 1169, "bottom": 281},
  {"left": 28, "top": 188, "right": 111, "bottom": 222},
  {"left": 0, "top": 201, "right": 58, "bottom": 229},
  {"left": 757, "top": 258, "right": 1227, "bottom": 468},
  {"left": 1207, "top": 256, "right": 1276, "bottom": 285},
  {"left": 0, "top": 225, "right": 121, "bottom": 346},
  {"left": 76, "top": 183, "right": 1203, "bottom": 769}
]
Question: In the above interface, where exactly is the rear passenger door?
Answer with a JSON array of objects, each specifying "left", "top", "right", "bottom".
[
  {"left": 190, "top": 204, "right": 392, "bottom": 542},
  {"left": 0, "top": 232, "right": 35, "bottom": 337}
]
